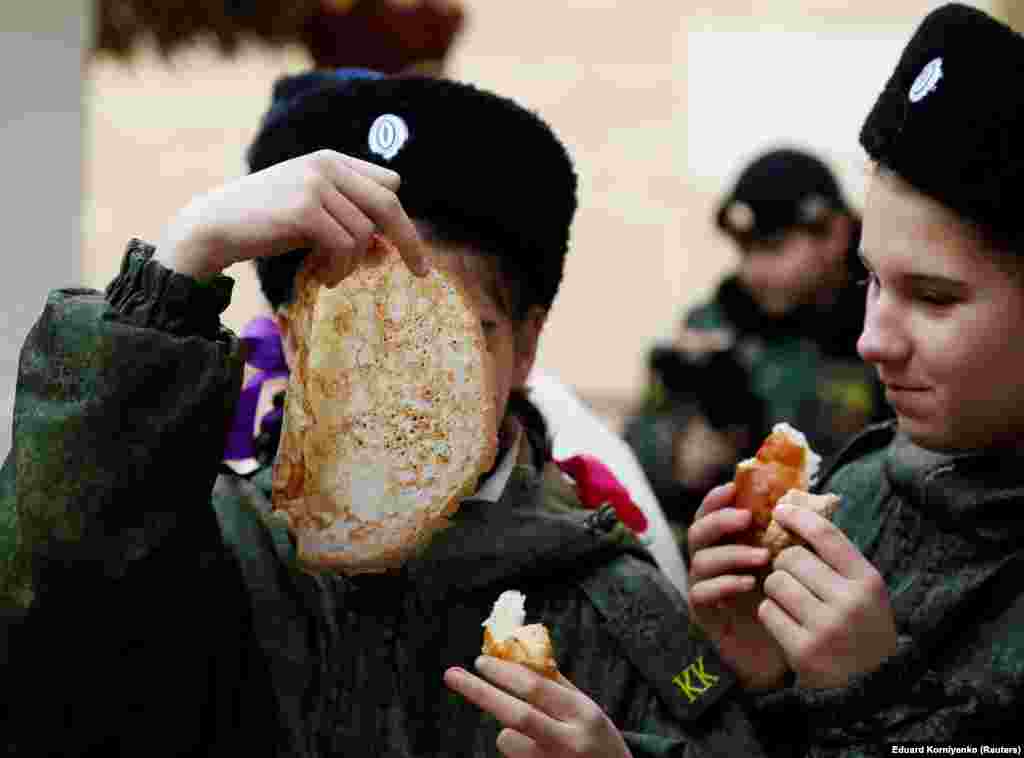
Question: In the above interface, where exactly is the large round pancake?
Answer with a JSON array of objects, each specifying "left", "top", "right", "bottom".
[{"left": 271, "top": 235, "right": 498, "bottom": 574}]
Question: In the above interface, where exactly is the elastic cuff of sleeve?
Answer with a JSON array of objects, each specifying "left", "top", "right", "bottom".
[{"left": 105, "top": 238, "right": 234, "bottom": 337}]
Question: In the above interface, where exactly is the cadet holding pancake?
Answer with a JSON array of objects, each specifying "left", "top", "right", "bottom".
[{"left": 0, "top": 70, "right": 718, "bottom": 757}]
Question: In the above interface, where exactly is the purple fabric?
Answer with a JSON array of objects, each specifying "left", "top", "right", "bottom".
[{"left": 223, "top": 317, "right": 290, "bottom": 461}]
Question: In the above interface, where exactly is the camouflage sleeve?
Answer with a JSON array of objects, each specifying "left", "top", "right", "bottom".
[
  {"left": 555, "top": 556, "right": 770, "bottom": 757},
  {"left": 0, "top": 239, "right": 245, "bottom": 611}
]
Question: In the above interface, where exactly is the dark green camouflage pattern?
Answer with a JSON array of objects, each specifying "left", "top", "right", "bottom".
[
  {"left": 14, "top": 243, "right": 1011, "bottom": 755},
  {"left": 686, "top": 299, "right": 880, "bottom": 454},
  {"left": 0, "top": 243, "right": 760, "bottom": 757},
  {"left": 747, "top": 423, "right": 1024, "bottom": 754}
]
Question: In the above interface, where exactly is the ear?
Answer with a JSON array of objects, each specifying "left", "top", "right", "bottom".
[
  {"left": 512, "top": 306, "right": 547, "bottom": 388},
  {"left": 273, "top": 310, "right": 299, "bottom": 373}
]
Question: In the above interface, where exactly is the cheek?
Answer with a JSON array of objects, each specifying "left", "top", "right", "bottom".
[
  {"left": 788, "top": 247, "right": 825, "bottom": 282},
  {"left": 920, "top": 307, "right": 1023, "bottom": 403},
  {"left": 738, "top": 258, "right": 775, "bottom": 288}
]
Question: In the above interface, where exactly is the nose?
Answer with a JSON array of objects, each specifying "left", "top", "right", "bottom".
[{"left": 857, "top": 289, "right": 909, "bottom": 367}]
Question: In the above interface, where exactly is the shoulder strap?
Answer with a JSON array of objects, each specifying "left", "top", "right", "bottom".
[{"left": 576, "top": 556, "right": 738, "bottom": 723}]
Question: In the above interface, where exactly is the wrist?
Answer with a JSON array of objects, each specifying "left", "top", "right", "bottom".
[
  {"left": 107, "top": 239, "right": 235, "bottom": 338},
  {"left": 155, "top": 209, "right": 228, "bottom": 281}
]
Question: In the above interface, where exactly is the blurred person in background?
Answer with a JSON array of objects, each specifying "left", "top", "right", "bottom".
[{"left": 624, "top": 148, "right": 889, "bottom": 540}]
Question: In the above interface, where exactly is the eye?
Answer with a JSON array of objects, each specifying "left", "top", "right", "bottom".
[
  {"left": 913, "top": 288, "right": 958, "bottom": 307},
  {"left": 481, "top": 319, "right": 498, "bottom": 335}
]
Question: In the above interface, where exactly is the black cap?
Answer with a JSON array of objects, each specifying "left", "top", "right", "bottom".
[
  {"left": 247, "top": 69, "right": 577, "bottom": 312},
  {"left": 860, "top": 4, "right": 1024, "bottom": 247},
  {"left": 715, "top": 148, "right": 848, "bottom": 246}
]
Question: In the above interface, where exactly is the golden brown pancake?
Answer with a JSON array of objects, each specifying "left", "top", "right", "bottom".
[
  {"left": 481, "top": 591, "right": 560, "bottom": 680},
  {"left": 272, "top": 235, "right": 498, "bottom": 573},
  {"left": 733, "top": 423, "right": 839, "bottom": 556}
]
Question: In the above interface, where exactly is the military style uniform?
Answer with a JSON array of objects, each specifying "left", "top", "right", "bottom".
[
  {"left": 743, "top": 421, "right": 1024, "bottom": 754},
  {"left": 0, "top": 244, "right": 759, "bottom": 757}
]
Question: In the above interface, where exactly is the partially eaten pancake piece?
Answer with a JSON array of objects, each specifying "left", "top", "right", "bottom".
[
  {"left": 481, "top": 591, "right": 560, "bottom": 680},
  {"left": 733, "top": 423, "right": 839, "bottom": 556},
  {"left": 759, "top": 489, "right": 840, "bottom": 556},
  {"left": 271, "top": 235, "right": 497, "bottom": 574}
]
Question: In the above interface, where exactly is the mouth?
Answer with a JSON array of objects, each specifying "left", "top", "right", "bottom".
[
  {"left": 878, "top": 374, "right": 930, "bottom": 393},
  {"left": 883, "top": 383, "right": 933, "bottom": 419},
  {"left": 884, "top": 384, "right": 930, "bottom": 393}
]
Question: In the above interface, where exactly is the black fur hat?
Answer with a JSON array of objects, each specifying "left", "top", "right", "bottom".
[
  {"left": 715, "top": 148, "right": 849, "bottom": 247},
  {"left": 247, "top": 69, "right": 577, "bottom": 313},
  {"left": 860, "top": 4, "right": 1024, "bottom": 247}
]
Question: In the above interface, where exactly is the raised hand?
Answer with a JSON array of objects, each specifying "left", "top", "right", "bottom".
[{"left": 155, "top": 149, "right": 428, "bottom": 283}]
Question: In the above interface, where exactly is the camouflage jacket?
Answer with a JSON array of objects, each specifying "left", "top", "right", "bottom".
[
  {"left": 746, "top": 422, "right": 1024, "bottom": 754},
  {"left": 0, "top": 242, "right": 765, "bottom": 757}
]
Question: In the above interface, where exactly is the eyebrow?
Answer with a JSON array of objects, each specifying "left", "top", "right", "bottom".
[{"left": 858, "top": 250, "right": 968, "bottom": 292}]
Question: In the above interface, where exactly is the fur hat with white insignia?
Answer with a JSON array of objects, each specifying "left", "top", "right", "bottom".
[
  {"left": 247, "top": 69, "right": 577, "bottom": 315},
  {"left": 860, "top": 3, "right": 1024, "bottom": 247}
]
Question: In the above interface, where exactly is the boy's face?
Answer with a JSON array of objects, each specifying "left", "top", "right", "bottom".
[
  {"left": 858, "top": 170, "right": 1024, "bottom": 453},
  {"left": 428, "top": 244, "right": 543, "bottom": 439},
  {"left": 736, "top": 226, "right": 841, "bottom": 316}
]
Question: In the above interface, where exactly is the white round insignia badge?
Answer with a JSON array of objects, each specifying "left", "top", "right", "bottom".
[
  {"left": 799, "top": 194, "right": 828, "bottom": 225},
  {"left": 909, "top": 57, "right": 943, "bottom": 103},
  {"left": 726, "top": 201, "right": 755, "bottom": 234},
  {"left": 368, "top": 114, "right": 409, "bottom": 161}
]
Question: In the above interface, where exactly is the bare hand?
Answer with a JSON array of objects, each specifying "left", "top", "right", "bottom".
[
  {"left": 444, "top": 657, "right": 634, "bottom": 758},
  {"left": 758, "top": 502, "right": 897, "bottom": 688},
  {"left": 687, "top": 483, "right": 788, "bottom": 691},
  {"left": 155, "top": 150, "right": 428, "bottom": 282}
]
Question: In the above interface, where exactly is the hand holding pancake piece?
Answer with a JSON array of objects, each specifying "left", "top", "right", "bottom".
[
  {"left": 442, "top": 591, "right": 634, "bottom": 758},
  {"left": 758, "top": 500, "right": 898, "bottom": 688},
  {"left": 689, "top": 423, "right": 897, "bottom": 689}
]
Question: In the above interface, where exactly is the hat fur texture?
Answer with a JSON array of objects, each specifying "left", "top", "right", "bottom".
[
  {"left": 860, "top": 3, "right": 1024, "bottom": 247},
  {"left": 248, "top": 73, "right": 577, "bottom": 312}
]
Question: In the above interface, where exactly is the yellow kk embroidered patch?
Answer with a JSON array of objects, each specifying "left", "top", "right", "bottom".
[{"left": 671, "top": 656, "right": 721, "bottom": 703}]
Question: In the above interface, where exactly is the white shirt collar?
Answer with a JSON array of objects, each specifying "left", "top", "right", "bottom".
[{"left": 471, "top": 431, "right": 521, "bottom": 503}]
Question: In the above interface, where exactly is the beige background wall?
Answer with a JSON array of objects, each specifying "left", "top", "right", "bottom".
[
  {"left": 1, "top": 2, "right": 89, "bottom": 464},
  {"left": 82, "top": 0, "right": 1006, "bottom": 428}
]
